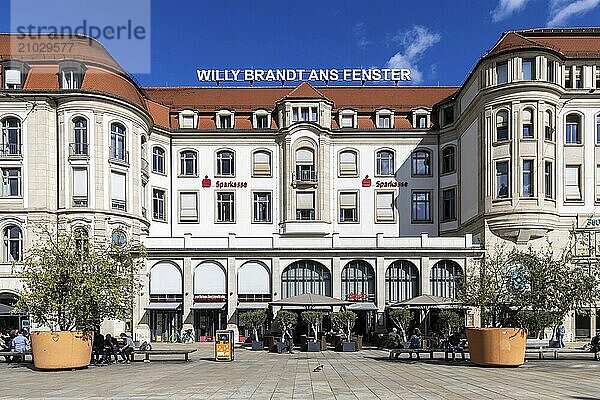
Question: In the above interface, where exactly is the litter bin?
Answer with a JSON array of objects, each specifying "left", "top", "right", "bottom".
[{"left": 215, "top": 330, "right": 235, "bottom": 362}]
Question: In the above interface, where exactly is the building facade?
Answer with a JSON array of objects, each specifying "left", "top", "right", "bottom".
[{"left": 1, "top": 29, "right": 599, "bottom": 341}]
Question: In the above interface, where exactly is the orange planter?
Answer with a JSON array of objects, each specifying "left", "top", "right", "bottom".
[
  {"left": 466, "top": 327, "right": 527, "bottom": 367},
  {"left": 30, "top": 331, "right": 93, "bottom": 370}
]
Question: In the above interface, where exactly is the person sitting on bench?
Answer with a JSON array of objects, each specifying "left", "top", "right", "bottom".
[
  {"left": 408, "top": 328, "right": 423, "bottom": 360},
  {"left": 448, "top": 332, "right": 466, "bottom": 361},
  {"left": 590, "top": 331, "right": 600, "bottom": 353},
  {"left": 10, "top": 330, "right": 29, "bottom": 362}
]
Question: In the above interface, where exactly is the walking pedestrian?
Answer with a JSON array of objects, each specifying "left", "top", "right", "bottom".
[{"left": 555, "top": 322, "right": 566, "bottom": 348}]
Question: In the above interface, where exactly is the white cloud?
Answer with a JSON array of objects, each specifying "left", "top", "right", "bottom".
[
  {"left": 386, "top": 25, "right": 441, "bottom": 84},
  {"left": 547, "top": 0, "right": 600, "bottom": 26},
  {"left": 491, "top": 0, "right": 532, "bottom": 22},
  {"left": 353, "top": 22, "right": 370, "bottom": 50}
]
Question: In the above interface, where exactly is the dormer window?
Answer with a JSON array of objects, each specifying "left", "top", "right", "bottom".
[
  {"left": 2, "top": 62, "right": 29, "bottom": 90},
  {"left": 292, "top": 106, "right": 317, "bottom": 123},
  {"left": 216, "top": 110, "right": 234, "bottom": 129},
  {"left": 412, "top": 109, "right": 430, "bottom": 129},
  {"left": 376, "top": 109, "right": 393, "bottom": 129},
  {"left": 442, "top": 106, "right": 454, "bottom": 126},
  {"left": 61, "top": 68, "right": 81, "bottom": 89},
  {"left": 339, "top": 110, "right": 356, "bottom": 129},
  {"left": 253, "top": 110, "right": 271, "bottom": 129},
  {"left": 178, "top": 110, "right": 198, "bottom": 129}
]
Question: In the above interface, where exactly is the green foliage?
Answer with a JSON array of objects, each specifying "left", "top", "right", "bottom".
[
  {"left": 274, "top": 310, "right": 297, "bottom": 330},
  {"left": 14, "top": 227, "right": 145, "bottom": 332},
  {"left": 388, "top": 308, "right": 412, "bottom": 341},
  {"left": 301, "top": 311, "right": 324, "bottom": 342},
  {"left": 438, "top": 310, "right": 463, "bottom": 335},
  {"left": 239, "top": 309, "right": 267, "bottom": 342},
  {"left": 331, "top": 311, "right": 357, "bottom": 341}
]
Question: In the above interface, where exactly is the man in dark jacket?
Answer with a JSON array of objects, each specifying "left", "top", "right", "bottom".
[{"left": 283, "top": 323, "right": 294, "bottom": 354}]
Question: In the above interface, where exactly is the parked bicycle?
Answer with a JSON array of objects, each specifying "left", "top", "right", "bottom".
[{"left": 170, "top": 328, "right": 194, "bottom": 343}]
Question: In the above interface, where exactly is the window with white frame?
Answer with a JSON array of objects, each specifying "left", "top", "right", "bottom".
[
  {"left": 441, "top": 146, "right": 456, "bottom": 174},
  {"left": 110, "top": 171, "right": 126, "bottom": 211},
  {"left": 522, "top": 108, "right": 534, "bottom": 138},
  {"left": 339, "top": 110, "right": 355, "bottom": 128},
  {"left": 565, "top": 114, "right": 581, "bottom": 144},
  {"left": 72, "top": 168, "right": 88, "bottom": 207},
  {"left": 252, "top": 150, "right": 271, "bottom": 176},
  {"left": 216, "top": 110, "right": 234, "bottom": 129},
  {"left": 376, "top": 150, "right": 394, "bottom": 176},
  {"left": 253, "top": 192, "right": 271, "bottom": 222},
  {"left": 522, "top": 58, "right": 534, "bottom": 80},
  {"left": 292, "top": 106, "right": 318, "bottom": 123},
  {"left": 3, "top": 68, "right": 22, "bottom": 89},
  {"left": 496, "top": 61, "right": 508, "bottom": 84},
  {"left": 412, "top": 191, "right": 431, "bottom": 222},
  {"left": 180, "top": 114, "right": 195, "bottom": 129},
  {"left": 216, "top": 150, "right": 235, "bottom": 176},
  {"left": 61, "top": 68, "right": 81, "bottom": 89},
  {"left": 1, "top": 168, "right": 21, "bottom": 197},
  {"left": 596, "top": 67, "right": 600, "bottom": 89},
  {"left": 575, "top": 66, "right": 582, "bottom": 88},
  {"left": 217, "top": 192, "right": 235, "bottom": 222},
  {"left": 296, "top": 192, "right": 315, "bottom": 220},
  {"left": 545, "top": 161, "right": 553, "bottom": 199},
  {"left": 109, "top": 123, "right": 126, "bottom": 161},
  {"left": 565, "top": 66, "right": 572, "bottom": 88},
  {"left": 496, "top": 110, "right": 509, "bottom": 141},
  {"left": 547, "top": 60, "right": 554, "bottom": 83},
  {"left": 442, "top": 188, "right": 456, "bottom": 222},
  {"left": 152, "top": 146, "right": 165, "bottom": 174},
  {"left": 339, "top": 150, "right": 358, "bottom": 176},
  {"left": 375, "top": 192, "right": 394, "bottom": 222},
  {"left": 377, "top": 110, "right": 392, "bottom": 129},
  {"left": 416, "top": 114, "right": 427, "bottom": 128},
  {"left": 152, "top": 188, "right": 166, "bottom": 221},
  {"left": 180, "top": 150, "right": 198, "bottom": 176},
  {"left": 596, "top": 115, "right": 600, "bottom": 144},
  {"left": 596, "top": 165, "right": 600, "bottom": 201},
  {"left": 565, "top": 165, "right": 581, "bottom": 201},
  {"left": 522, "top": 160, "right": 534, "bottom": 197},
  {"left": 254, "top": 110, "right": 270, "bottom": 129},
  {"left": 496, "top": 161, "right": 509, "bottom": 199},
  {"left": 179, "top": 192, "right": 198, "bottom": 222},
  {"left": 544, "top": 110, "right": 553, "bottom": 141},
  {"left": 72, "top": 117, "right": 88, "bottom": 155},
  {"left": 1, "top": 117, "right": 21, "bottom": 156},
  {"left": 339, "top": 192, "right": 358, "bottom": 222},
  {"left": 3, "top": 225, "right": 22, "bottom": 262},
  {"left": 295, "top": 148, "right": 316, "bottom": 182}
]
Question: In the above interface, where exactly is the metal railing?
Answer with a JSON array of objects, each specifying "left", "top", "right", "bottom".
[
  {"left": 0, "top": 143, "right": 21, "bottom": 157},
  {"left": 69, "top": 142, "right": 89, "bottom": 156},
  {"left": 72, "top": 196, "right": 88, "bottom": 207},
  {"left": 111, "top": 199, "right": 127, "bottom": 212},
  {"left": 109, "top": 147, "right": 129, "bottom": 164},
  {"left": 293, "top": 169, "right": 318, "bottom": 183}
]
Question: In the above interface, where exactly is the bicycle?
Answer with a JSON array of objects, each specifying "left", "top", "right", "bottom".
[{"left": 170, "top": 328, "right": 194, "bottom": 343}]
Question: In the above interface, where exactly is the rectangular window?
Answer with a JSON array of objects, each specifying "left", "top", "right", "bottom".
[
  {"left": 596, "top": 66, "right": 600, "bottom": 89},
  {"left": 110, "top": 171, "right": 126, "bottom": 211},
  {"left": 412, "top": 192, "right": 431, "bottom": 222},
  {"left": 443, "top": 107, "right": 454, "bottom": 125},
  {"left": 219, "top": 115, "right": 232, "bottom": 129},
  {"left": 253, "top": 192, "right": 271, "bottom": 223},
  {"left": 181, "top": 114, "right": 194, "bottom": 129},
  {"left": 522, "top": 58, "right": 534, "bottom": 80},
  {"left": 378, "top": 114, "right": 391, "bottom": 128},
  {"left": 292, "top": 108, "right": 299, "bottom": 122},
  {"left": 375, "top": 192, "right": 394, "bottom": 222},
  {"left": 339, "top": 192, "right": 358, "bottom": 223},
  {"left": 544, "top": 112, "right": 553, "bottom": 141},
  {"left": 565, "top": 120, "right": 580, "bottom": 144},
  {"left": 596, "top": 116, "right": 600, "bottom": 144},
  {"left": 296, "top": 192, "right": 315, "bottom": 220},
  {"left": 417, "top": 115, "right": 427, "bottom": 128},
  {"left": 252, "top": 151, "right": 271, "bottom": 176},
  {"left": 1, "top": 168, "right": 21, "bottom": 197},
  {"left": 310, "top": 107, "right": 318, "bottom": 122},
  {"left": 340, "top": 114, "right": 354, "bottom": 128},
  {"left": 496, "top": 61, "right": 508, "bottom": 84},
  {"left": 217, "top": 192, "right": 235, "bottom": 222},
  {"left": 565, "top": 165, "right": 581, "bottom": 201},
  {"left": 72, "top": 168, "right": 88, "bottom": 207},
  {"left": 4, "top": 69, "right": 22, "bottom": 89},
  {"left": 152, "top": 188, "right": 166, "bottom": 221},
  {"left": 596, "top": 165, "right": 600, "bottom": 202},
  {"left": 575, "top": 66, "right": 582, "bottom": 88},
  {"left": 547, "top": 60, "right": 554, "bottom": 83},
  {"left": 442, "top": 188, "right": 456, "bottom": 222},
  {"left": 256, "top": 115, "right": 269, "bottom": 129},
  {"left": 179, "top": 192, "right": 198, "bottom": 222},
  {"left": 496, "top": 161, "right": 509, "bottom": 199},
  {"left": 522, "top": 160, "right": 534, "bottom": 197},
  {"left": 61, "top": 69, "right": 80, "bottom": 89},
  {"left": 522, "top": 111, "right": 533, "bottom": 138},
  {"left": 565, "top": 67, "right": 572, "bottom": 88},
  {"left": 544, "top": 161, "right": 553, "bottom": 199}
]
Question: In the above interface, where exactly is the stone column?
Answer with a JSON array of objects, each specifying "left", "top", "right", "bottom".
[
  {"left": 420, "top": 256, "right": 430, "bottom": 295},
  {"left": 227, "top": 257, "right": 237, "bottom": 324},
  {"left": 376, "top": 257, "right": 386, "bottom": 311},
  {"left": 182, "top": 257, "right": 194, "bottom": 332},
  {"left": 332, "top": 257, "right": 341, "bottom": 300}
]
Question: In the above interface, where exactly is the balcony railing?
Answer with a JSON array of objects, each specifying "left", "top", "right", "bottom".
[
  {"left": 111, "top": 199, "right": 127, "bottom": 212},
  {"left": 141, "top": 158, "right": 149, "bottom": 177},
  {"left": 0, "top": 143, "right": 21, "bottom": 157},
  {"left": 292, "top": 170, "right": 318, "bottom": 184},
  {"left": 109, "top": 147, "right": 129, "bottom": 164},
  {"left": 296, "top": 209, "right": 316, "bottom": 220},
  {"left": 72, "top": 196, "right": 88, "bottom": 207},
  {"left": 69, "top": 142, "right": 89, "bottom": 156}
]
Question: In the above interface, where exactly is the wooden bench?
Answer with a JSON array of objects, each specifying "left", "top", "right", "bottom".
[
  {"left": 1, "top": 351, "right": 33, "bottom": 362},
  {"left": 132, "top": 349, "right": 197, "bottom": 362},
  {"left": 389, "top": 348, "right": 439, "bottom": 359}
]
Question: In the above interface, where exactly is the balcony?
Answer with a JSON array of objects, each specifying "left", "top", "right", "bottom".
[
  {"left": 69, "top": 143, "right": 89, "bottom": 158},
  {"left": 72, "top": 196, "right": 88, "bottom": 207},
  {"left": 141, "top": 157, "right": 149, "bottom": 178},
  {"left": 111, "top": 199, "right": 127, "bottom": 212},
  {"left": 0, "top": 143, "right": 21, "bottom": 158},
  {"left": 109, "top": 147, "right": 129, "bottom": 165},
  {"left": 292, "top": 170, "right": 318, "bottom": 186}
]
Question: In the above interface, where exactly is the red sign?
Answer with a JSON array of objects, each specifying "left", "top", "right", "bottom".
[
  {"left": 346, "top": 292, "right": 369, "bottom": 301},
  {"left": 194, "top": 296, "right": 226, "bottom": 302},
  {"left": 202, "top": 175, "right": 212, "bottom": 187},
  {"left": 362, "top": 175, "right": 372, "bottom": 187}
]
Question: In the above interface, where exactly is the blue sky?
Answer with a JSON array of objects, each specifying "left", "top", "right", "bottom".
[{"left": 1, "top": 0, "right": 600, "bottom": 87}]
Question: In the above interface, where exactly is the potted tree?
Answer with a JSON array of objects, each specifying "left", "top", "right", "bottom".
[
  {"left": 438, "top": 310, "right": 463, "bottom": 337},
  {"left": 15, "top": 228, "right": 143, "bottom": 370},
  {"left": 331, "top": 311, "right": 357, "bottom": 352},
  {"left": 301, "top": 311, "right": 323, "bottom": 352},
  {"left": 389, "top": 308, "right": 412, "bottom": 343},
  {"left": 461, "top": 240, "right": 599, "bottom": 367},
  {"left": 274, "top": 310, "right": 297, "bottom": 353},
  {"left": 239, "top": 309, "right": 267, "bottom": 350}
]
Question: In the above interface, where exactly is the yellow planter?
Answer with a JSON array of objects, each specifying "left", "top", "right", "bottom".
[
  {"left": 466, "top": 327, "right": 527, "bottom": 367},
  {"left": 30, "top": 331, "right": 93, "bottom": 370}
]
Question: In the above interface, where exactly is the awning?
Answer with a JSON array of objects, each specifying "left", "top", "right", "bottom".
[
  {"left": 0, "top": 303, "right": 16, "bottom": 315},
  {"left": 347, "top": 302, "right": 378, "bottom": 311},
  {"left": 270, "top": 293, "right": 350, "bottom": 308},
  {"left": 237, "top": 302, "right": 270, "bottom": 310},
  {"left": 389, "top": 294, "right": 461, "bottom": 309},
  {"left": 191, "top": 302, "right": 226, "bottom": 310},
  {"left": 144, "top": 302, "right": 182, "bottom": 311}
]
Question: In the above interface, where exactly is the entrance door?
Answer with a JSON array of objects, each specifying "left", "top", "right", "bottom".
[
  {"left": 150, "top": 311, "right": 181, "bottom": 342},
  {"left": 194, "top": 309, "right": 226, "bottom": 341},
  {"left": 575, "top": 310, "right": 591, "bottom": 338}
]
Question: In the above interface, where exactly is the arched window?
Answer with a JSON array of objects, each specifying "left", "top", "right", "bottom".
[
  {"left": 194, "top": 261, "right": 226, "bottom": 295},
  {"left": 252, "top": 150, "right": 271, "bottom": 176},
  {"left": 150, "top": 262, "right": 183, "bottom": 297},
  {"left": 111, "top": 229, "right": 126, "bottom": 247},
  {"left": 441, "top": 146, "right": 456, "bottom": 174},
  {"left": 544, "top": 110, "right": 553, "bottom": 141},
  {"left": 1, "top": 117, "right": 21, "bottom": 156},
  {"left": 430, "top": 260, "right": 463, "bottom": 299},
  {"left": 341, "top": 260, "right": 375, "bottom": 302},
  {"left": 385, "top": 260, "right": 419, "bottom": 304},
  {"left": 72, "top": 117, "right": 88, "bottom": 155},
  {"left": 152, "top": 146, "right": 165, "bottom": 174},
  {"left": 565, "top": 114, "right": 582, "bottom": 144},
  {"left": 281, "top": 260, "right": 331, "bottom": 298},
  {"left": 238, "top": 261, "right": 270, "bottom": 301},
  {"left": 412, "top": 149, "right": 431, "bottom": 176},
  {"left": 522, "top": 108, "right": 534, "bottom": 138},
  {"left": 496, "top": 110, "right": 509, "bottom": 141},
  {"left": 180, "top": 150, "right": 198, "bottom": 176},
  {"left": 216, "top": 150, "right": 235, "bottom": 177},
  {"left": 109, "top": 122, "right": 126, "bottom": 161},
  {"left": 295, "top": 147, "right": 316, "bottom": 182},
  {"left": 74, "top": 227, "right": 89, "bottom": 257},
  {"left": 3, "top": 225, "right": 22, "bottom": 262},
  {"left": 339, "top": 149, "right": 358, "bottom": 176},
  {"left": 376, "top": 150, "right": 394, "bottom": 176}
]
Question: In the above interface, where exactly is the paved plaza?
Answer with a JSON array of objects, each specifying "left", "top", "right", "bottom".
[{"left": 1, "top": 344, "right": 599, "bottom": 399}]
